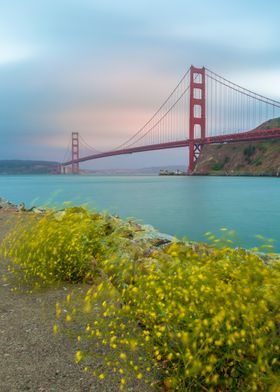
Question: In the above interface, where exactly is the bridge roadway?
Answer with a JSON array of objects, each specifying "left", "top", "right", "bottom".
[{"left": 63, "top": 127, "right": 280, "bottom": 166}]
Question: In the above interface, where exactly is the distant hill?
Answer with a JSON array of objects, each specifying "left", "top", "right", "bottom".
[
  {"left": 193, "top": 118, "right": 280, "bottom": 176},
  {"left": 254, "top": 117, "right": 280, "bottom": 130},
  {"left": 0, "top": 161, "right": 186, "bottom": 175},
  {"left": 81, "top": 165, "right": 187, "bottom": 176},
  {"left": 0, "top": 160, "right": 60, "bottom": 174}
]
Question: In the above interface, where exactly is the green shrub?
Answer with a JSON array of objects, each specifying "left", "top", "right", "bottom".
[
  {"left": 258, "top": 143, "right": 269, "bottom": 153},
  {"left": 211, "top": 162, "right": 224, "bottom": 171},
  {"left": 243, "top": 146, "right": 256, "bottom": 163},
  {"left": 211, "top": 157, "right": 229, "bottom": 171}
]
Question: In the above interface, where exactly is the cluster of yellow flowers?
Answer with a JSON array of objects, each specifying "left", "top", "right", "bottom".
[
  {"left": 1, "top": 208, "right": 98, "bottom": 285},
  {"left": 59, "top": 280, "right": 154, "bottom": 390},
  {"left": 1, "top": 207, "right": 141, "bottom": 287},
  {"left": 2, "top": 207, "right": 280, "bottom": 390},
  {"left": 121, "top": 243, "right": 280, "bottom": 390},
  {"left": 60, "top": 232, "right": 280, "bottom": 390}
]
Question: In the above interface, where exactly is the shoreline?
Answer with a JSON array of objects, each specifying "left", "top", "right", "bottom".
[
  {"left": 1, "top": 197, "right": 278, "bottom": 259},
  {"left": 1, "top": 198, "right": 280, "bottom": 391},
  {"left": 0, "top": 196, "right": 176, "bottom": 247}
]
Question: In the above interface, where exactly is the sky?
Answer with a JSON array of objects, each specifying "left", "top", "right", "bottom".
[{"left": 1, "top": 0, "right": 280, "bottom": 169}]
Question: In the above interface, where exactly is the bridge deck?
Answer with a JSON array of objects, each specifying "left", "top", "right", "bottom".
[{"left": 63, "top": 128, "right": 280, "bottom": 166}]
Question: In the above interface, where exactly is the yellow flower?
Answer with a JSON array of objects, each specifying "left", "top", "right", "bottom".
[
  {"left": 167, "top": 353, "right": 173, "bottom": 360},
  {"left": 211, "top": 374, "right": 219, "bottom": 383},
  {"left": 55, "top": 303, "right": 61, "bottom": 318},
  {"left": 53, "top": 324, "right": 59, "bottom": 334},
  {"left": 65, "top": 314, "right": 72, "bottom": 322},
  {"left": 75, "top": 351, "right": 82, "bottom": 364}
]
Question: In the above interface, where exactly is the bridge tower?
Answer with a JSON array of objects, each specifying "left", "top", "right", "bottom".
[
  {"left": 188, "top": 66, "right": 206, "bottom": 172},
  {"left": 71, "top": 131, "right": 80, "bottom": 174}
]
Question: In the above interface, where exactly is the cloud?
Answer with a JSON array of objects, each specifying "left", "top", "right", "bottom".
[
  {"left": 0, "top": 44, "right": 35, "bottom": 65},
  {"left": 0, "top": 0, "right": 280, "bottom": 167}
]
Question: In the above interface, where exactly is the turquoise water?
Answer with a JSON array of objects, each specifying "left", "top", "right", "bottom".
[{"left": 0, "top": 175, "right": 279, "bottom": 250}]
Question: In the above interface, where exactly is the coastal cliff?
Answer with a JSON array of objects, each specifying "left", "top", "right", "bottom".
[{"left": 193, "top": 118, "right": 280, "bottom": 176}]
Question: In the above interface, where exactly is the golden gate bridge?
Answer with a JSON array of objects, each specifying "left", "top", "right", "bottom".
[{"left": 61, "top": 66, "right": 280, "bottom": 173}]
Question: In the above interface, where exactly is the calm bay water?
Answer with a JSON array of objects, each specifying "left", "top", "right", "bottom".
[{"left": 0, "top": 175, "right": 279, "bottom": 250}]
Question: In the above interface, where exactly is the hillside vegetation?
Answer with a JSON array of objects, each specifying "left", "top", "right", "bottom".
[
  {"left": 193, "top": 118, "right": 280, "bottom": 176},
  {"left": 0, "top": 160, "right": 59, "bottom": 174}
]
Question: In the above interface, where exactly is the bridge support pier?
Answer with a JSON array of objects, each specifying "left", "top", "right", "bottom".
[{"left": 188, "top": 66, "right": 206, "bottom": 172}]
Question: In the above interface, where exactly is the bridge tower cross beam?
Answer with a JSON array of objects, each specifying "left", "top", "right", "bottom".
[
  {"left": 188, "top": 65, "right": 206, "bottom": 172},
  {"left": 71, "top": 131, "right": 80, "bottom": 174}
]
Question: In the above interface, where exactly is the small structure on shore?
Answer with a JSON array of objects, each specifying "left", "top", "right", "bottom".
[{"left": 159, "top": 169, "right": 186, "bottom": 176}]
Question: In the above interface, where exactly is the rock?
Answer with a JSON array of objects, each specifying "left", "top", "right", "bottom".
[
  {"left": 18, "top": 202, "right": 26, "bottom": 211},
  {"left": 0, "top": 197, "right": 17, "bottom": 211},
  {"left": 28, "top": 206, "right": 46, "bottom": 214}
]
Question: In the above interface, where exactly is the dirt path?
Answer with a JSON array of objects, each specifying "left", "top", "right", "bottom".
[{"left": 0, "top": 210, "right": 151, "bottom": 392}]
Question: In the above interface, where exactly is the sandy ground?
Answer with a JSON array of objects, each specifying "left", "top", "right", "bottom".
[{"left": 0, "top": 209, "right": 152, "bottom": 392}]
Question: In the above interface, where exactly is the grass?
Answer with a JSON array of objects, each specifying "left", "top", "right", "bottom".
[
  {"left": 256, "top": 117, "right": 280, "bottom": 130},
  {"left": 1, "top": 207, "right": 280, "bottom": 391},
  {"left": 211, "top": 156, "right": 230, "bottom": 171}
]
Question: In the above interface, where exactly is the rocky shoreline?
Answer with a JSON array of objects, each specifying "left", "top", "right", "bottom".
[
  {"left": 0, "top": 198, "right": 49, "bottom": 214},
  {"left": 0, "top": 197, "right": 18, "bottom": 211},
  {"left": 0, "top": 197, "right": 176, "bottom": 251},
  {"left": 0, "top": 197, "right": 277, "bottom": 259}
]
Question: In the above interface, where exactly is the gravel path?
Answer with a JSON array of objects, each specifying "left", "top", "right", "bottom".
[{"left": 0, "top": 209, "right": 151, "bottom": 392}]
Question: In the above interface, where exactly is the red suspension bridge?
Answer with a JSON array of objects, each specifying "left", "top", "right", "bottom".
[{"left": 62, "top": 66, "right": 280, "bottom": 173}]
